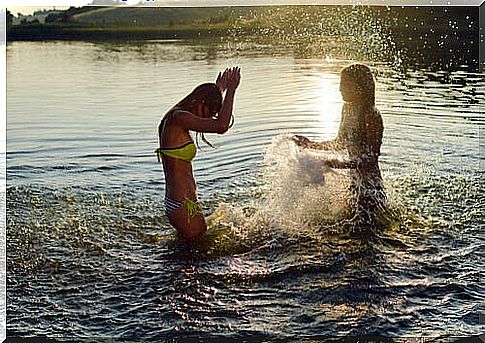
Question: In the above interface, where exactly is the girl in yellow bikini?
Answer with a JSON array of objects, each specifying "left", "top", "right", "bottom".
[{"left": 156, "top": 67, "right": 241, "bottom": 240}]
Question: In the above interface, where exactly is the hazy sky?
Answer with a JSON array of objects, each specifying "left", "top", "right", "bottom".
[{"left": 7, "top": 0, "right": 484, "bottom": 15}]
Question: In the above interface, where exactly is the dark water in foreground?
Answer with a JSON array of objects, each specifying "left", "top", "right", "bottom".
[{"left": 6, "top": 31, "right": 485, "bottom": 340}]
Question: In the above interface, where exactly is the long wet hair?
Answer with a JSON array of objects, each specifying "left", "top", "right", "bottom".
[
  {"left": 337, "top": 64, "right": 379, "bottom": 156},
  {"left": 340, "top": 64, "right": 375, "bottom": 109},
  {"left": 158, "top": 83, "right": 223, "bottom": 149}
]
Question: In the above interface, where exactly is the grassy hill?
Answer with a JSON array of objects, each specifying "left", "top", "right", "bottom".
[{"left": 70, "top": 7, "right": 237, "bottom": 27}]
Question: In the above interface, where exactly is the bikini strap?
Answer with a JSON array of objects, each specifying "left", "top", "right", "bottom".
[
  {"left": 185, "top": 199, "right": 201, "bottom": 218},
  {"left": 154, "top": 147, "right": 162, "bottom": 162},
  {"left": 183, "top": 199, "right": 202, "bottom": 231}
]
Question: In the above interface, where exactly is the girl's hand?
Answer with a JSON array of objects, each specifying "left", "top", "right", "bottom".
[
  {"left": 216, "top": 68, "right": 229, "bottom": 91},
  {"left": 226, "top": 66, "right": 241, "bottom": 91},
  {"left": 322, "top": 159, "right": 333, "bottom": 168},
  {"left": 291, "top": 135, "right": 311, "bottom": 147}
]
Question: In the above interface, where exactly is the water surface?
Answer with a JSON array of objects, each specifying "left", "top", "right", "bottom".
[{"left": 6, "top": 33, "right": 484, "bottom": 340}]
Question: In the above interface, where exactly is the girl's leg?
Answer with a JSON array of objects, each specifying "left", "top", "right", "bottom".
[{"left": 168, "top": 199, "right": 207, "bottom": 240}]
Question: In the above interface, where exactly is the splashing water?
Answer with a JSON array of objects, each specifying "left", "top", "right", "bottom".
[
  {"left": 206, "top": 133, "right": 416, "bottom": 249},
  {"left": 222, "top": 6, "right": 406, "bottom": 70},
  {"left": 206, "top": 134, "right": 363, "bottom": 246},
  {"left": 262, "top": 134, "right": 353, "bottom": 229}
]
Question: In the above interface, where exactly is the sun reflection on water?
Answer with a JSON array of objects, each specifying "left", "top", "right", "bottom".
[{"left": 316, "top": 75, "right": 342, "bottom": 141}]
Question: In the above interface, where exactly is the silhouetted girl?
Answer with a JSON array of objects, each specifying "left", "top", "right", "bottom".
[{"left": 293, "top": 64, "right": 385, "bottom": 228}]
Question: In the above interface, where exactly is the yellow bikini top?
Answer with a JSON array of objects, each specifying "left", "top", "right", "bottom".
[{"left": 155, "top": 141, "right": 197, "bottom": 162}]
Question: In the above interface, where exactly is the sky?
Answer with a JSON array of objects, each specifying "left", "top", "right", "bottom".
[{"left": 7, "top": 0, "right": 485, "bottom": 15}]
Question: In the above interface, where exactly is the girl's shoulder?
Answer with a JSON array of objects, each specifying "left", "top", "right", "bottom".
[
  {"left": 160, "top": 108, "right": 182, "bottom": 132},
  {"left": 368, "top": 107, "right": 383, "bottom": 131},
  {"left": 367, "top": 106, "right": 382, "bottom": 119},
  {"left": 369, "top": 105, "right": 380, "bottom": 114},
  {"left": 165, "top": 108, "right": 187, "bottom": 124}
]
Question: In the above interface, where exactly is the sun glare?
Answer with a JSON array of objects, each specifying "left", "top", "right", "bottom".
[{"left": 316, "top": 75, "right": 342, "bottom": 140}]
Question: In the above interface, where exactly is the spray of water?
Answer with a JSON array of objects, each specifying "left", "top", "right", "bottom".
[
  {"left": 204, "top": 134, "right": 361, "bottom": 254},
  {"left": 261, "top": 134, "right": 353, "bottom": 230},
  {"left": 222, "top": 6, "right": 405, "bottom": 71}
]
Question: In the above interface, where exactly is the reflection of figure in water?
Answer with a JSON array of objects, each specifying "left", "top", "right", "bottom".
[
  {"left": 155, "top": 67, "right": 241, "bottom": 240},
  {"left": 293, "top": 64, "right": 385, "bottom": 228}
]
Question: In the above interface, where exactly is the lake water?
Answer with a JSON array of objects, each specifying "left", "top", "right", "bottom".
[{"left": 6, "top": 32, "right": 484, "bottom": 340}]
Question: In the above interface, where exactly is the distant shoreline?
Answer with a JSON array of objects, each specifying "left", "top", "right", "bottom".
[
  {"left": 6, "top": 24, "right": 239, "bottom": 41},
  {"left": 7, "top": 5, "right": 478, "bottom": 43},
  {"left": 6, "top": 5, "right": 479, "bottom": 71}
]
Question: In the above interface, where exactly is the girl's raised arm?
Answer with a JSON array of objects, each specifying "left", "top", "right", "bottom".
[{"left": 176, "top": 67, "right": 241, "bottom": 134}]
